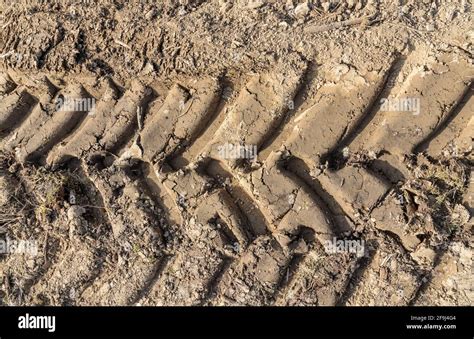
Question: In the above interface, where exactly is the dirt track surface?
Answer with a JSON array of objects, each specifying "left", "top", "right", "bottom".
[{"left": 0, "top": 0, "right": 472, "bottom": 306}]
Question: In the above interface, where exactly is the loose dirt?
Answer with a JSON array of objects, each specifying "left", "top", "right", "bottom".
[{"left": 0, "top": 0, "right": 472, "bottom": 306}]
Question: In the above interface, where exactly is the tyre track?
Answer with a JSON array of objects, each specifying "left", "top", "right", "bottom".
[{"left": 0, "top": 48, "right": 472, "bottom": 305}]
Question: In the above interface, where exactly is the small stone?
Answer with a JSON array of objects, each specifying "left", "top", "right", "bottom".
[
  {"left": 0, "top": 188, "right": 10, "bottom": 207},
  {"left": 368, "top": 150, "right": 377, "bottom": 159},
  {"left": 145, "top": 8, "right": 156, "bottom": 20},
  {"left": 8, "top": 163, "right": 19, "bottom": 174},
  {"left": 342, "top": 147, "right": 350, "bottom": 158},
  {"left": 347, "top": 0, "right": 357, "bottom": 9},
  {"left": 426, "top": 23, "right": 435, "bottom": 32},
  {"left": 321, "top": 1, "right": 331, "bottom": 12},
  {"left": 411, "top": 246, "right": 437, "bottom": 266},
  {"left": 220, "top": 1, "right": 232, "bottom": 12},
  {"left": 246, "top": 0, "right": 265, "bottom": 10},
  {"left": 294, "top": 2, "right": 310, "bottom": 17},
  {"left": 141, "top": 62, "right": 155, "bottom": 75},
  {"left": 309, "top": 167, "right": 322, "bottom": 177},
  {"left": 67, "top": 205, "right": 86, "bottom": 221}
]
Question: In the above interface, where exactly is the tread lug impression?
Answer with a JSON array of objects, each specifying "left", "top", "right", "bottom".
[{"left": 0, "top": 43, "right": 471, "bottom": 306}]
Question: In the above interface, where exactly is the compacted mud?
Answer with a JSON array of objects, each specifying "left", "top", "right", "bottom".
[{"left": 0, "top": 0, "right": 472, "bottom": 306}]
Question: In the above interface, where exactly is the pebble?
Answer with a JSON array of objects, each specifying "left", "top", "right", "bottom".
[
  {"left": 347, "top": 0, "right": 357, "bottom": 9},
  {"left": 67, "top": 205, "right": 86, "bottom": 221},
  {"left": 321, "top": 1, "right": 331, "bottom": 12},
  {"left": 220, "top": 1, "right": 232, "bottom": 12},
  {"left": 0, "top": 188, "right": 9, "bottom": 206},
  {"left": 145, "top": 8, "right": 156, "bottom": 20},
  {"left": 246, "top": 0, "right": 265, "bottom": 10},
  {"left": 294, "top": 2, "right": 310, "bottom": 18},
  {"left": 426, "top": 23, "right": 435, "bottom": 32}
]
